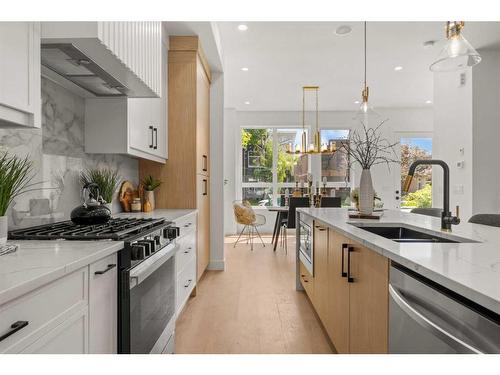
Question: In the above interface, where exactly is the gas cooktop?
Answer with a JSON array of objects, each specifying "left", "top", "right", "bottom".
[{"left": 8, "top": 218, "right": 168, "bottom": 241}]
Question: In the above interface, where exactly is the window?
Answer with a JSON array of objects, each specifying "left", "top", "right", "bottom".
[
  {"left": 400, "top": 137, "right": 433, "bottom": 208},
  {"left": 240, "top": 127, "right": 351, "bottom": 206}
]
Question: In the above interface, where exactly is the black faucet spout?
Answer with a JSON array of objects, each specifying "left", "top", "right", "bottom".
[{"left": 403, "top": 159, "right": 460, "bottom": 231}]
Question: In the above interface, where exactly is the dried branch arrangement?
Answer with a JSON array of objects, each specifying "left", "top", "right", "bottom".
[{"left": 341, "top": 120, "right": 400, "bottom": 170}]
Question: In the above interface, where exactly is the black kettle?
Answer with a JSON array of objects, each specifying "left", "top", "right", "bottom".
[{"left": 71, "top": 183, "right": 111, "bottom": 225}]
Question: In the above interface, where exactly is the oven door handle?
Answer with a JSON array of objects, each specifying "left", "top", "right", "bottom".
[
  {"left": 389, "top": 284, "right": 482, "bottom": 354},
  {"left": 129, "top": 243, "right": 177, "bottom": 289}
]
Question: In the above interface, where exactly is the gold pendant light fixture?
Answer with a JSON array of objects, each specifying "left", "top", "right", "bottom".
[
  {"left": 286, "top": 86, "right": 337, "bottom": 155},
  {"left": 354, "top": 21, "right": 380, "bottom": 125},
  {"left": 430, "top": 21, "right": 481, "bottom": 72}
]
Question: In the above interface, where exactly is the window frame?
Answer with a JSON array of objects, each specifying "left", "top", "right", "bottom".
[{"left": 238, "top": 125, "right": 353, "bottom": 207}]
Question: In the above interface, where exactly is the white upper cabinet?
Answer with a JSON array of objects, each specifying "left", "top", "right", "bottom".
[
  {"left": 0, "top": 22, "right": 41, "bottom": 128},
  {"left": 84, "top": 35, "right": 167, "bottom": 163},
  {"left": 41, "top": 22, "right": 162, "bottom": 98}
]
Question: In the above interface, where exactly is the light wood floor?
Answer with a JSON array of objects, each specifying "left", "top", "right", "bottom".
[{"left": 175, "top": 234, "right": 334, "bottom": 354}]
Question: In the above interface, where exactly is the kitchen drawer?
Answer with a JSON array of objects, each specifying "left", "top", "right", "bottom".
[
  {"left": 175, "top": 234, "right": 196, "bottom": 275},
  {"left": 174, "top": 213, "right": 197, "bottom": 239},
  {"left": 0, "top": 267, "right": 88, "bottom": 353},
  {"left": 299, "top": 261, "right": 314, "bottom": 300},
  {"left": 176, "top": 257, "right": 196, "bottom": 314}
]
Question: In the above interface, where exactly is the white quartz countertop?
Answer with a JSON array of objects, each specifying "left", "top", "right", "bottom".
[
  {"left": 115, "top": 209, "right": 197, "bottom": 222},
  {"left": 297, "top": 208, "right": 500, "bottom": 315},
  {"left": 0, "top": 240, "right": 123, "bottom": 305}
]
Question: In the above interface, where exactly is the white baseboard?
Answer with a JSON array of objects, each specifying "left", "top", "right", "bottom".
[{"left": 208, "top": 258, "right": 225, "bottom": 271}]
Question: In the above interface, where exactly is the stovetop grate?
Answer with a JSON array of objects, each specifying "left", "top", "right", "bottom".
[{"left": 8, "top": 218, "right": 167, "bottom": 241}]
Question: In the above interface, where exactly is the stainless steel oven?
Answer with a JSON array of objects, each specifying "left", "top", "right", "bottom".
[
  {"left": 298, "top": 213, "right": 313, "bottom": 275},
  {"left": 119, "top": 224, "right": 179, "bottom": 354},
  {"left": 389, "top": 262, "right": 500, "bottom": 354}
]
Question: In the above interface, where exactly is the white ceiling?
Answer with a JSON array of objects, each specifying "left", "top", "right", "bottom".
[{"left": 217, "top": 21, "right": 500, "bottom": 111}]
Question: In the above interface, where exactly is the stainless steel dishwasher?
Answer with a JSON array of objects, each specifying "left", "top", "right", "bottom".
[{"left": 389, "top": 262, "right": 500, "bottom": 354}]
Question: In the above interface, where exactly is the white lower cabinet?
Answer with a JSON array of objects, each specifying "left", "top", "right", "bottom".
[
  {"left": 174, "top": 213, "right": 198, "bottom": 316},
  {"left": 0, "top": 252, "right": 118, "bottom": 354},
  {"left": 89, "top": 253, "right": 117, "bottom": 354}
]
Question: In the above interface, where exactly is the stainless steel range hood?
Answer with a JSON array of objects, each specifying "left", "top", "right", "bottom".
[{"left": 41, "top": 43, "right": 128, "bottom": 97}]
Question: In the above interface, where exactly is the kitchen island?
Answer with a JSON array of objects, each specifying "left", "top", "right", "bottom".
[{"left": 296, "top": 208, "right": 500, "bottom": 353}]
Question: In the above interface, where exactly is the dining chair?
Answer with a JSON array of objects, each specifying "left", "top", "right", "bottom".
[
  {"left": 320, "top": 196, "right": 342, "bottom": 208},
  {"left": 468, "top": 214, "right": 500, "bottom": 228},
  {"left": 410, "top": 207, "right": 442, "bottom": 218},
  {"left": 232, "top": 200, "right": 266, "bottom": 251},
  {"left": 278, "top": 197, "right": 310, "bottom": 254}
]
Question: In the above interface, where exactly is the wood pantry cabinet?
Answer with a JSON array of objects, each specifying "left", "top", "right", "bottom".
[
  {"left": 139, "top": 36, "right": 211, "bottom": 281},
  {"left": 300, "top": 220, "right": 389, "bottom": 354}
]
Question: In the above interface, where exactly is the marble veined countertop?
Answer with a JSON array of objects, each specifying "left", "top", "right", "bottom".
[
  {"left": 0, "top": 209, "right": 196, "bottom": 306},
  {"left": 115, "top": 208, "right": 197, "bottom": 222},
  {"left": 0, "top": 240, "right": 123, "bottom": 305},
  {"left": 297, "top": 208, "right": 500, "bottom": 315}
]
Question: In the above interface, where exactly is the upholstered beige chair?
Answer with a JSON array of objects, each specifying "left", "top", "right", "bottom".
[{"left": 233, "top": 200, "right": 266, "bottom": 250}]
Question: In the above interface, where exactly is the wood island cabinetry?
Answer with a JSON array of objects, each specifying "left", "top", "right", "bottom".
[{"left": 300, "top": 219, "right": 389, "bottom": 354}]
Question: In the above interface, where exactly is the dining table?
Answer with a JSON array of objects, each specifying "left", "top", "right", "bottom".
[{"left": 266, "top": 206, "right": 289, "bottom": 252}]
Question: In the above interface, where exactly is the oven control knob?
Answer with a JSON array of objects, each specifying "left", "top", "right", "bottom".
[
  {"left": 145, "top": 239, "right": 156, "bottom": 253},
  {"left": 163, "top": 227, "right": 180, "bottom": 240},
  {"left": 154, "top": 235, "right": 161, "bottom": 246},
  {"left": 131, "top": 244, "right": 145, "bottom": 260},
  {"left": 138, "top": 241, "right": 152, "bottom": 256}
]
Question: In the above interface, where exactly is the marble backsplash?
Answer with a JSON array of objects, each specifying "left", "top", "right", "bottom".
[{"left": 0, "top": 77, "right": 139, "bottom": 229}]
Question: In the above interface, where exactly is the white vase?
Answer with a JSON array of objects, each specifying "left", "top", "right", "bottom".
[
  {"left": 359, "top": 169, "right": 374, "bottom": 215},
  {"left": 0, "top": 216, "right": 8, "bottom": 245},
  {"left": 144, "top": 190, "right": 155, "bottom": 211}
]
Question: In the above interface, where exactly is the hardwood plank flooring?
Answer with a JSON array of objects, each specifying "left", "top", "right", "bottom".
[{"left": 175, "top": 234, "right": 334, "bottom": 354}]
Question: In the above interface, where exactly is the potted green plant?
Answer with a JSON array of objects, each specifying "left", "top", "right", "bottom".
[
  {"left": 0, "top": 153, "right": 35, "bottom": 245},
  {"left": 141, "top": 175, "right": 161, "bottom": 211},
  {"left": 80, "top": 168, "right": 121, "bottom": 213}
]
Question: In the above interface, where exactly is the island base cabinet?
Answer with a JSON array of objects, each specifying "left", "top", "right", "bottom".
[
  {"left": 348, "top": 243, "right": 389, "bottom": 353},
  {"left": 326, "top": 229, "right": 350, "bottom": 354}
]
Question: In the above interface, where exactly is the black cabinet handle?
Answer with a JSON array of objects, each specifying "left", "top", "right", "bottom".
[
  {"left": 149, "top": 126, "right": 154, "bottom": 148},
  {"left": 0, "top": 321, "right": 29, "bottom": 342},
  {"left": 184, "top": 279, "right": 193, "bottom": 288},
  {"left": 184, "top": 247, "right": 191, "bottom": 254},
  {"left": 94, "top": 264, "right": 116, "bottom": 275},
  {"left": 202, "top": 179, "right": 208, "bottom": 196},
  {"left": 202, "top": 155, "right": 208, "bottom": 172},
  {"left": 347, "top": 246, "right": 354, "bottom": 283},
  {"left": 341, "top": 243, "right": 348, "bottom": 277},
  {"left": 153, "top": 127, "right": 158, "bottom": 150}
]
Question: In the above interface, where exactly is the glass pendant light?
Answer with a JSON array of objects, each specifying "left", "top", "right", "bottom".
[
  {"left": 354, "top": 22, "right": 380, "bottom": 124},
  {"left": 430, "top": 21, "right": 481, "bottom": 72}
]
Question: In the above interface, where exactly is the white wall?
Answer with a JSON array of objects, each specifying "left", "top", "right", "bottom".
[
  {"left": 224, "top": 108, "right": 433, "bottom": 235},
  {"left": 433, "top": 69, "right": 473, "bottom": 219},
  {"left": 472, "top": 50, "right": 500, "bottom": 214},
  {"left": 209, "top": 72, "right": 225, "bottom": 270}
]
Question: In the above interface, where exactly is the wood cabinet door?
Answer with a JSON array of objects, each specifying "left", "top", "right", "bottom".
[
  {"left": 196, "top": 174, "right": 210, "bottom": 279},
  {"left": 196, "top": 57, "right": 210, "bottom": 176},
  {"left": 348, "top": 243, "right": 389, "bottom": 354},
  {"left": 326, "top": 230, "right": 350, "bottom": 353},
  {"left": 312, "top": 221, "right": 328, "bottom": 322},
  {"left": 299, "top": 261, "right": 314, "bottom": 299}
]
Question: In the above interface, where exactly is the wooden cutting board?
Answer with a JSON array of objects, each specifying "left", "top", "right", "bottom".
[{"left": 119, "top": 181, "right": 138, "bottom": 212}]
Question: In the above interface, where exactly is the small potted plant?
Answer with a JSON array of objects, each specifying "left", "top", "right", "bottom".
[
  {"left": 0, "top": 152, "right": 35, "bottom": 245},
  {"left": 80, "top": 168, "right": 121, "bottom": 214},
  {"left": 141, "top": 175, "right": 161, "bottom": 212}
]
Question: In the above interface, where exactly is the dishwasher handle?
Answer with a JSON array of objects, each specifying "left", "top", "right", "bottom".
[{"left": 389, "top": 285, "right": 482, "bottom": 354}]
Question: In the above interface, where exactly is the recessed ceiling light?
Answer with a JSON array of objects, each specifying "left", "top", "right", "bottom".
[
  {"left": 238, "top": 24, "right": 248, "bottom": 31},
  {"left": 335, "top": 25, "right": 352, "bottom": 36},
  {"left": 241, "top": 67, "right": 249, "bottom": 71},
  {"left": 354, "top": 100, "right": 360, "bottom": 104},
  {"left": 425, "top": 100, "right": 432, "bottom": 104},
  {"left": 394, "top": 66, "right": 403, "bottom": 71},
  {"left": 244, "top": 101, "right": 250, "bottom": 105}
]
